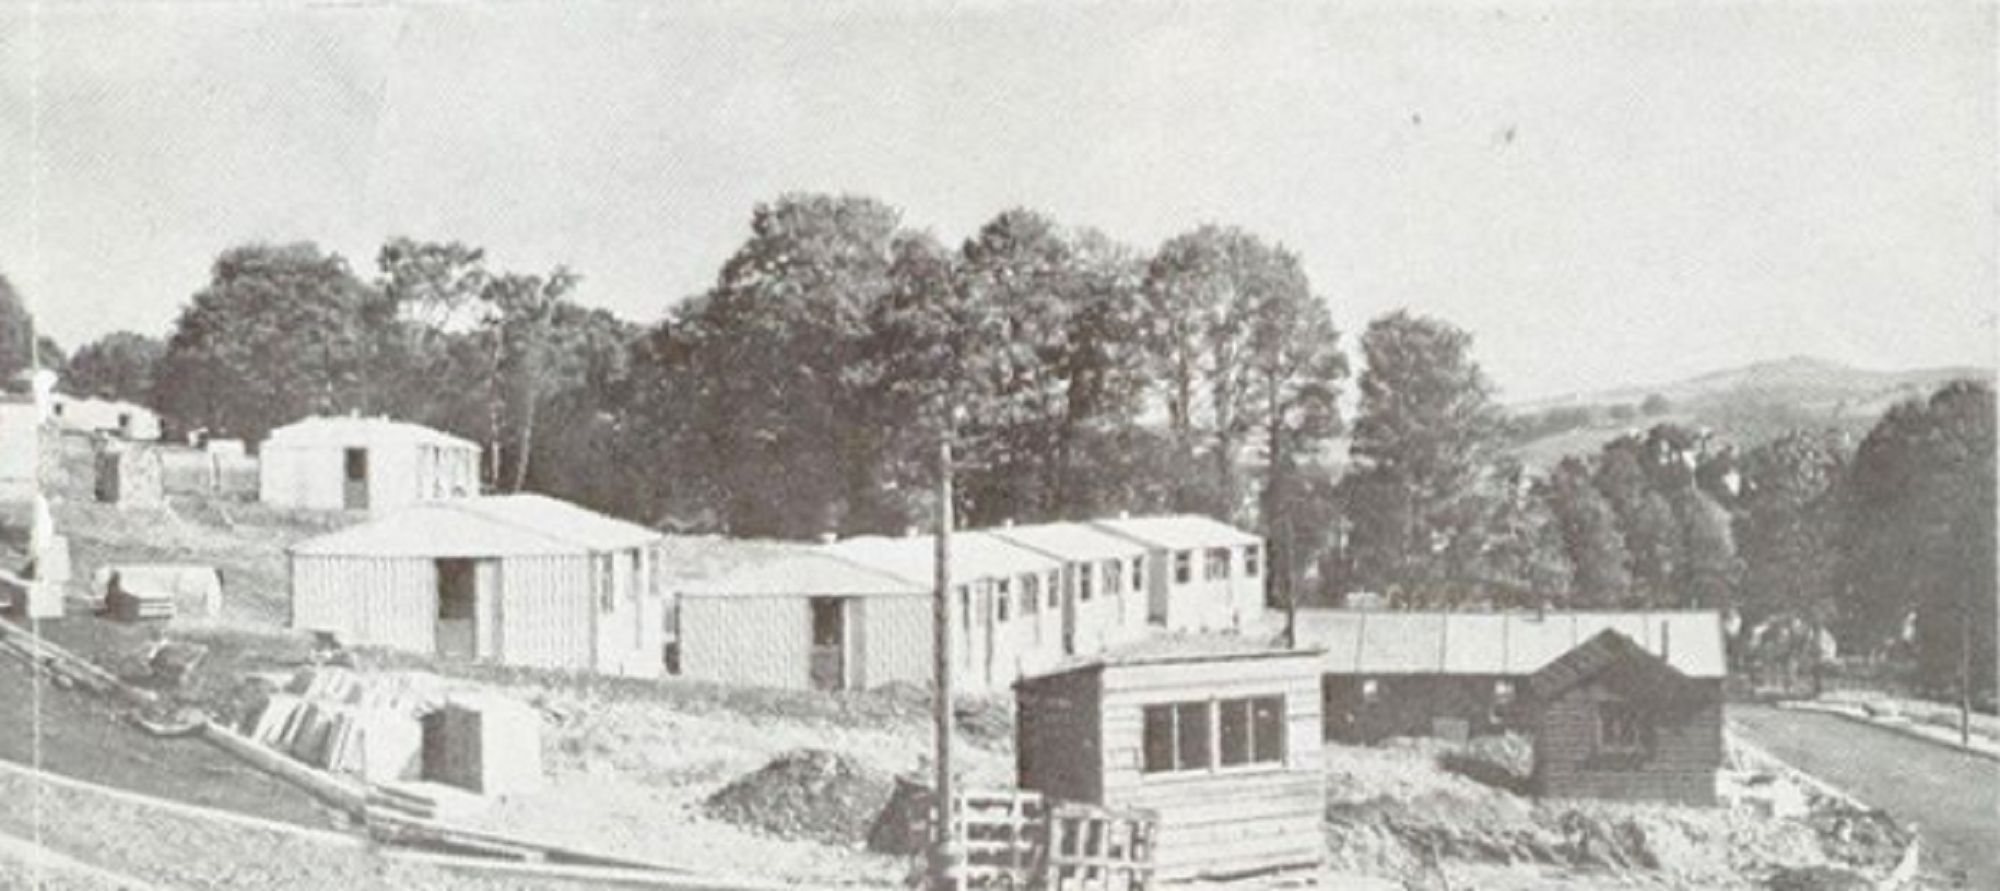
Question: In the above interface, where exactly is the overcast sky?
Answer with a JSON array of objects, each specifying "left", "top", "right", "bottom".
[{"left": 1, "top": 0, "right": 1992, "bottom": 400}]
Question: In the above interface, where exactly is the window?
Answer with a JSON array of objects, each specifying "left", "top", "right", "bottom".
[
  {"left": 1078, "top": 565, "right": 1094, "bottom": 602},
  {"left": 1220, "top": 696, "right": 1288, "bottom": 766},
  {"left": 1020, "top": 574, "right": 1039, "bottom": 614},
  {"left": 1361, "top": 678, "right": 1381, "bottom": 704},
  {"left": 957, "top": 586, "right": 971, "bottom": 634},
  {"left": 1047, "top": 572, "right": 1061, "bottom": 609},
  {"left": 594, "top": 554, "right": 615, "bottom": 612},
  {"left": 1174, "top": 551, "right": 1193, "bottom": 584},
  {"left": 1142, "top": 701, "right": 1213, "bottom": 774},
  {"left": 1131, "top": 557, "right": 1145, "bottom": 592},
  {"left": 996, "top": 580, "right": 1011, "bottom": 622},
  {"left": 344, "top": 448, "right": 368, "bottom": 482},
  {"left": 1598, "top": 703, "right": 1650, "bottom": 753},
  {"left": 1244, "top": 545, "right": 1261, "bottom": 577},
  {"left": 1205, "top": 547, "right": 1231, "bottom": 581},
  {"left": 1103, "top": 560, "right": 1123, "bottom": 598},
  {"left": 1494, "top": 680, "right": 1517, "bottom": 707}
]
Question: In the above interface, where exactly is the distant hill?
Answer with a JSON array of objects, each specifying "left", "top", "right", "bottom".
[{"left": 1506, "top": 357, "right": 1994, "bottom": 470}]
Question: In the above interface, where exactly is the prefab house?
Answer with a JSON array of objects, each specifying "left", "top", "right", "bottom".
[
  {"left": 986, "top": 522, "right": 1152, "bottom": 657},
  {"left": 1295, "top": 610, "right": 1726, "bottom": 744},
  {"left": 49, "top": 394, "right": 161, "bottom": 441},
  {"left": 1091, "top": 514, "right": 1266, "bottom": 633},
  {"left": 1014, "top": 636, "right": 1325, "bottom": 881},
  {"left": 261, "top": 416, "right": 479, "bottom": 512},
  {"left": 826, "top": 531, "right": 1069, "bottom": 692},
  {"left": 289, "top": 495, "right": 667, "bottom": 677},
  {"left": 676, "top": 548, "right": 931, "bottom": 691},
  {"left": 1524, "top": 629, "right": 1724, "bottom": 805}
]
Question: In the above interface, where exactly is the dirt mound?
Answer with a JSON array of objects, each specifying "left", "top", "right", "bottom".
[
  {"left": 703, "top": 749, "right": 895, "bottom": 846},
  {"left": 1764, "top": 865, "right": 1872, "bottom": 891}
]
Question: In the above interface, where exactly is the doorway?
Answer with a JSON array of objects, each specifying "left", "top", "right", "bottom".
[
  {"left": 810, "top": 597, "right": 848, "bottom": 691},
  {"left": 437, "top": 558, "right": 477, "bottom": 659},
  {"left": 343, "top": 447, "right": 369, "bottom": 510}
]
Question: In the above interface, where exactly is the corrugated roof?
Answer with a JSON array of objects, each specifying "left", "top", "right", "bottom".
[
  {"left": 679, "top": 550, "right": 927, "bottom": 598},
  {"left": 1293, "top": 610, "right": 1726, "bottom": 679},
  {"left": 266, "top": 416, "right": 478, "bottom": 450},
  {"left": 987, "top": 522, "right": 1148, "bottom": 562},
  {"left": 1091, "top": 514, "right": 1261, "bottom": 550},
  {"left": 1023, "top": 631, "right": 1321, "bottom": 682},
  {"left": 290, "top": 494, "right": 661, "bottom": 558},
  {"left": 823, "top": 531, "right": 1062, "bottom": 587}
]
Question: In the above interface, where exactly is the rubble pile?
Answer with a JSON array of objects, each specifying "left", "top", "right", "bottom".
[{"left": 703, "top": 749, "right": 895, "bottom": 846}]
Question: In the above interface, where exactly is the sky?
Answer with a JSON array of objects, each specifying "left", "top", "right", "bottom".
[{"left": 1, "top": 0, "right": 1993, "bottom": 401}]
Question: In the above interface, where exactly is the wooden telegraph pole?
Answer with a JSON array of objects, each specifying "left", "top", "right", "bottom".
[{"left": 931, "top": 434, "right": 958, "bottom": 891}]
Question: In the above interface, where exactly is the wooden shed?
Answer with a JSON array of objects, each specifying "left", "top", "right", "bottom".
[
  {"left": 1014, "top": 636, "right": 1325, "bottom": 882},
  {"left": 1524, "top": 629, "right": 1724, "bottom": 806},
  {"left": 1092, "top": 514, "right": 1266, "bottom": 633},
  {"left": 675, "top": 547, "right": 932, "bottom": 691},
  {"left": 260, "top": 416, "right": 479, "bottom": 513},
  {"left": 288, "top": 494, "right": 667, "bottom": 677},
  {"left": 1296, "top": 609, "right": 1727, "bottom": 744}
]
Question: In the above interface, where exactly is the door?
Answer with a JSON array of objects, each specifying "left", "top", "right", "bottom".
[
  {"left": 343, "top": 448, "right": 369, "bottom": 510},
  {"left": 810, "top": 597, "right": 846, "bottom": 691},
  {"left": 437, "top": 558, "right": 477, "bottom": 659}
]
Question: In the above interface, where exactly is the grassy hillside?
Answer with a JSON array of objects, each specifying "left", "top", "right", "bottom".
[{"left": 1506, "top": 357, "right": 1993, "bottom": 470}]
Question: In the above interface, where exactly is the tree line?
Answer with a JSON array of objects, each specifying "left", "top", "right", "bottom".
[{"left": 7, "top": 192, "right": 1992, "bottom": 700}]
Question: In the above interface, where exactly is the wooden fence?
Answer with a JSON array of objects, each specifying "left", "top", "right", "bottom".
[{"left": 921, "top": 788, "right": 1157, "bottom": 891}]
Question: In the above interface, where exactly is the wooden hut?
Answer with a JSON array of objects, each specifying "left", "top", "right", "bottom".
[
  {"left": 260, "top": 416, "right": 479, "bottom": 513},
  {"left": 288, "top": 494, "right": 667, "bottom": 677},
  {"left": 1014, "top": 636, "right": 1325, "bottom": 881},
  {"left": 1092, "top": 514, "right": 1266, "bottom": 633},
  {"left": 1524, "top": 629, "right": 1724, "bottom": 805},
  {"left": 1296, "top": 610, "right": 1727, "bottom": 744}
]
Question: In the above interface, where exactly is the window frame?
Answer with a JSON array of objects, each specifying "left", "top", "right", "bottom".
[
  {"left": 1173, "top": 551, "right": 1193, "bottom": 585},
  {"left": 1597, "top": 702, "right": 1651, "bottom": 754},
  {"left": 1244, "top": 545, "right": 1261, "bottom": 578},
  {"left": 1141, "top": 695, "right": 1289, "bottom": 777}
]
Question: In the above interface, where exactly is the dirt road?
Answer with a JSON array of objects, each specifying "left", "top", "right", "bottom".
[{"left": 1729, "top": 703, "right": 1999, "bottom": 890}]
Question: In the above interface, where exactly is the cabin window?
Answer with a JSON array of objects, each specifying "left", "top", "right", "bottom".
[
  {"left": 1078, "top": 565, "right": 1094, "bottom": 602},
  {"left": 1020, "top": 574, "right": 1039, "bottom": 614},
  {"left": 1142, "top": 701, "right": 1216, "bottom": 774},
  {"left": 1494, "top": 680, "right": 1517, "bottom": 706},
  {"left": 1103, "top": 560, "right": 1123, "bottom": 598},
  {"left": 1205, "top": 548, "right": 1231, "bottom": 580},
  {"left": 1361, "top": 678, "right": 1381, "bottom": 704},
  {"left": 1598, "top": 703, "right": 1650, "bottom": 753},
  {"left": 1219, "top": 696, "right": 1288, "bottom": 767},
  {"left": 1174, "top": 551, "right": 1193, "bottom": 584},
  {"left": 594, "top": 554, "right": 615, "bottom": 612},
  {"left": 1244, "top": 545, "right": 1261, "bottom": 577},
  {"left": 1046, "top": 572, "right": 1061, "bottom": 609},
  {"left": 1131, "top": 557, "right": 1144, "bottom": 592},
  {"left": 957, "top": 586, "right": 971, "bottom": 634},
  {"left": 996, "top": 580, "right": 1011, "bottom": 622}
]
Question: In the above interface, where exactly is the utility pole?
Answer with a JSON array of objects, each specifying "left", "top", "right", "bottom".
[{"left": 930, "top": 434, "right": 958, "bottom": 891}]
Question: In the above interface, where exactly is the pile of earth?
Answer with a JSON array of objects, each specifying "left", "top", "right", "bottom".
[{"left": 703, "top": 749, "right": 896, "bottom": 846}]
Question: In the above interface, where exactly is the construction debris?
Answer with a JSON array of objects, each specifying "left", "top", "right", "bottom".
[{"left": 704, "top": 749, "right": 895, "bottom": 846}]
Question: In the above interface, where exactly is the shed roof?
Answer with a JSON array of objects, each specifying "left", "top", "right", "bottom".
[
  {"left": 1091, "top": 514, "right": 1261, "bottom": 550},
  {"left": 1021, "top": 631, "right": 1321, "bottom": 683},
  {"left": 1293, "top": 610, "right": 1726, "bottom": 679},
  {"left": 290, "top": 494, "right": 661, "bottom": 558},
  {"left": 678, "top": 549, "right": 927, "bottom": 598},
  {"left": 987, "top": 522, "right": 1148, "bottom": 562},
  {"left": 823, "top": 531, "right": 1062, "bottom": 587},
  {"left": 1525, "top": 629, "right": 1704, "bottom": 704},
  {"left": 266, "top": 416, "right": 478, "bottom": 451}
]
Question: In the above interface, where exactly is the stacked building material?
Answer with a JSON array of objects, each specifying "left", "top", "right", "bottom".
[
  {"left": 421, "top": 692, "right": 545, "bottom": 797},
  {"left": 99, "top": 565, "right": 223, "bottom": 620},
  {"left": 369, "top": 780, "right": 492, "bottom": 820}
]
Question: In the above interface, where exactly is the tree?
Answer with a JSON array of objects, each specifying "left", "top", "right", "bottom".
[
  {"left": 1471, "top": 459, "right": 1574, "bottom": 607},
  {"left": 1593, "top": 440, "right": 1682, "bottom": 599},
  {"left": 152, "top": 243, "right": 374, "bottom": 442},
  {"left": 63, "top": 332, "right": 166, "bottom": 403},
  {"left": 1341, "top": 311, "right": 1503, "bottom": 598},
  {"left": 1539, "top": 456, "right": 1633, "bottom": 605},
  {"left": 1735, "top": 430, "right": 1848, "bottom": 649},
  {"left": 0, "top": 274, "right": 61, "bottom": 383}
]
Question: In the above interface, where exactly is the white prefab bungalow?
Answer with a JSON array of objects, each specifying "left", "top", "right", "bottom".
[
  {"left": 987, "top": 522, "right": 1153, "bottom": 656},
  {"left": 826, "top": 531, "right": 1069, "bottom": 692},
  {"left": 49, "top": 394, "right": 161, "bottom": 441},
  {"left": 677, "top": 548, "right": 932, "bottom": 692},
  {"left": 1092, "top": 515, "right": 1266, "bottom": 633},
  {"left": 289, "top": 495, "right": 667, "bottom": 677},
  {"left": 261, "top": 416, "right": 480, "bottom": 513}
]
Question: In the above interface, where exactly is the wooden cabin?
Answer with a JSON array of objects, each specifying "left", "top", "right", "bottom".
[
  {"left": 1092, "top": 514, "right": 1266, "bottom": 633},
  {"left": 288, "top": 494, "right": 666, "bottom": 677},
  {"left": 1524, "top": 629, "right": 1724, "bottom": 806},
  {"left": 1295, "top": 610, "right": 1726, "bottom": 744},
  {"left": 261, "top": 416, "right": 479, "bottom": 513},
  {"left": 1014, "top": 636, "right": 1325, "bottom": 881}
]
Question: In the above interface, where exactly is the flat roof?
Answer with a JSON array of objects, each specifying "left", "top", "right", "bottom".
[
  {"left": 266, "top": 415, "right": 478, "bottom": 450},
  {"left": 824, "top": 531, "right": 1062, "bottom": 587},
  {"left": 1091, "top": 514, "right": 1261, "bottom": 550},
  {"left": 986, "top": 522, "right": 1148, "bottom": 562},
  {"left": 1022, "top": 631, "right": 1322, "bottom": 682},
  {"left": 1293, "top": 609, "right": 1726, "bottom": 679},
  {"left": 290, "top": 494, "right": 661, "bottom": 558}
]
